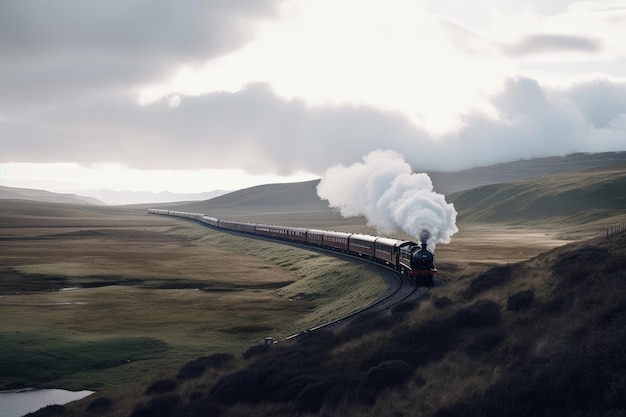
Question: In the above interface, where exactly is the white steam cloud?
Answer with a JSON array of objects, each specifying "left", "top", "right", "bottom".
[{"left": 316, "top": 150, "right": 458, "bottom": 250}]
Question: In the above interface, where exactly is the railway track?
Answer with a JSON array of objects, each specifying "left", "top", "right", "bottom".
[
  {"left": 164, "top": 214, "right": 429, "bottom": 341},
  {"left": 286, "top": 266, "right": 421, "bottom": 339}
]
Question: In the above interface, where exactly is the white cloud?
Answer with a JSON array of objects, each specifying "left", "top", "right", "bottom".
[
  {"left": 139, "top": 0, "right": 511, "bottom": 133},
  {"left": 0, "top": 0, "right": 625, "bottom": 194}
]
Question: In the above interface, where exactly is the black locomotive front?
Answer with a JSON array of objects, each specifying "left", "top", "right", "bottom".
[
  {"left": 399, "top": 242, "right": 437, "bottom": 286},
  {"left": 412, "top": 243, "right": 434, "bottom": 270}
]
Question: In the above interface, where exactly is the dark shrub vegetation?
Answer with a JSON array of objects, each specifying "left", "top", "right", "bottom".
[
  {"left": 177, "top": 352, "right": 234, "bottom": 379},
  {"left": 293, "top": 375, "right": 345, "bottom": 412},
  {"left": 297, "top": 328, "right": 339, "bottom": 350},
  {"left": 183, "top": 393, "right": 221, "bottom": 417},
  {"left": 339, "top": 311, "right": 398, "bottom": 342},
  {"left": 25, "top": 405, "right": 65, "bottom": 417},
  {"left": 145, "top": 378, "right": 177, "bottom": 395},
  {"left": 455, "top": 300, "right": 501, "bottom": 328},
  {"left": 552, "top": 248, "right": 609, "bottom": 284},
  {"left": 211, "top": 330, "right": 340, "bottom": 406},
  {"left": 507, "top": 289, "right": 535, "bottom": 311},
  {"left": 87, "top": 396, "right": 113, "bottom": 412},
  {"left": 114, "top": 384, "right": 221, "bottom": 417},
  {"left": 361, "top": 360, "right": 413, "bottom": 392},
  {"left": 464, "top": 266, "right": 512, "bottom": 299},
  {"left": 599, "top": 300, "right": 626, "bottom": 327},
  {"left": 129, "top": 394, "right": 182, "bottom": 417},
  {"left": 541, "top": 293, "right": 572, "bottom": 314},
  {"left": 464, "top": 327, "right": 506, "bottom": 356},
  {"left": 210, "top": 324, "right": 422, "bottom": 413},
  {"left": 364, "top": 317, "right": 459, "bottom": 370},
  {"left": 437, "top": 323, "right": 626, "bottom": 417},
  {"left": 392, "top": 300, "right": 419, "bottom": 314},
  {"left": 432, "top": 296, "right": 452, "bottom": 309},
  {"left": 242, "top": 343, "right": 271, "bottom": 359}
]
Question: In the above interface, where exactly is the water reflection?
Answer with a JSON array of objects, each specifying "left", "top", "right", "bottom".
[{"left": 0, "top": 388, "right": 94, "bottom": 417}]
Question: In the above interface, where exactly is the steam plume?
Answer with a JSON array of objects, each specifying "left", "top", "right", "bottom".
[{"left": 316, "top": 149, "right": 458, "bottom": 249}]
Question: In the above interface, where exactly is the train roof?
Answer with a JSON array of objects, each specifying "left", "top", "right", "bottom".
[
  {"left": 349, "top": 233, "right": 378, "bottom": 243},
  {"left": 322, "top": 230, "right": 352, "bottom": 238},
  {"left": 373, "top": 237, "right": 407, "bottom": 247}
]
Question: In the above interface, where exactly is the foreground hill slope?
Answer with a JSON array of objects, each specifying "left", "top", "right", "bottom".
[{"left": 67, "top": 223, "right": 626, "bottom": 417}]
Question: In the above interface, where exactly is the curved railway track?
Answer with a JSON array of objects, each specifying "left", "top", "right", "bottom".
[
  {"left": 151, "top": 211, "right": 432, "bottom": 341},
  {"left": 285, "top": 258, "right": 421, "bottom": 340}
]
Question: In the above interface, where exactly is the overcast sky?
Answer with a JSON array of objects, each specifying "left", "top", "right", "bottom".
[{"left": 1, "top": 0, "right": 625, "bottom": 200}]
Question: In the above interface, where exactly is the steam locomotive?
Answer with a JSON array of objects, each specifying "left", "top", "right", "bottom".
[{"left": 148, "top": 209, "right": 437, "bottom": 286}]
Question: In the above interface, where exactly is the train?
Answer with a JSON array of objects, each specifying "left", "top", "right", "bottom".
[{"left": 147, "top": 209, "right": 437, "bottom": 286}]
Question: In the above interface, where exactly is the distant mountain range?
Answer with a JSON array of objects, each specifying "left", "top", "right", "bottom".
[
  {"left": 0, "top": 186, "right": 231, "bottom": 206},
  {"left": 81, "top": 189, "right": 232, "bottom": 206},
  {"left": 0, "top": 185, "right": 104, "bottom": 205}
]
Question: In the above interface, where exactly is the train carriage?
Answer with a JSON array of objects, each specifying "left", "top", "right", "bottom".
[
  {"left": 200, "top": 216, "right": 219, "bottom": 227},
  {"left": 306, "top": 229, "right": 326, "bottom": 246},
  {"left": 322, "top": 230, "right": 351, "bottom": 252},
  {"left": 219, "top": 219, "right": 255, "bottom": 233},
  {"left": 373, "top": 237, "right": 406, "bottom": 265},
  {"left": 254, "top": 224, "right": 272, "bottom": 237},
  {"left": 241, "top": 222, "right": 257, "bottom": 234},
  {"left": 254, "top": 224, "right": 308, "bottom": 242},
  {"left": 349, "top": 234, "right": 377, "bottom": 258},
  {"left": 285, "top": 226, "right": 308, "bottom": 243}
]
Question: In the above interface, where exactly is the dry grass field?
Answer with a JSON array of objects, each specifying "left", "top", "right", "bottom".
[
  {"left": 0, "top": 203, "right": 584, "bottom": 389},
  {"left": 0, "top": 200, "right": 577, "bottom": 394},
  {"left": 0, "top": 201, "right": 387, "bottom": 391}
]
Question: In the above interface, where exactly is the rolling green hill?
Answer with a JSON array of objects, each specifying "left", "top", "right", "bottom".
[
  {"left": 156, "top": 155, "right": 626, "bottom": 231},
  {"left": 429, "top": 151, "right": 626, "bottom": 194},
  {"left": 450, "top": 162, "right": 626, "bottom": 226},
  {"left": 182, "top": 179, "right": 330, "bottom": 214}
]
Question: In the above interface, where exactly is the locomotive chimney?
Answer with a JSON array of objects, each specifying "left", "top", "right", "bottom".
[{"left": 421, "top": 242, "right": 427, "bottom": 250}]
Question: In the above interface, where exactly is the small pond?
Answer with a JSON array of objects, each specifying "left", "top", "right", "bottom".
[{"left": 0, "top": 388, "right": 94, "bottom": 417}]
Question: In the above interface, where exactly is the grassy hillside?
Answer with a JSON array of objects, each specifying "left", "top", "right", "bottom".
[
  {"left": 178, "top": 179, "right": 330, "bottom": 215},
  {"left": 0, "top": 185, "right": 103, "bottom": 205},
  {"left": 430, "top": 151, "right": 626, "bottom": 194},
  {"left": 64, "top": 226, "right": 626, "bottom": 417},
  {"left": 152, "top": 152, "right": 626, "bottom": 223},
  {"left": 8, "top": 153, "right": 626, "bottom": 416},
  {"left": 0, "top": 202, "right": 387, "bottom": 395},
  {"left": 450, "top": 162, "right": 626, "bottom": 229}
]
